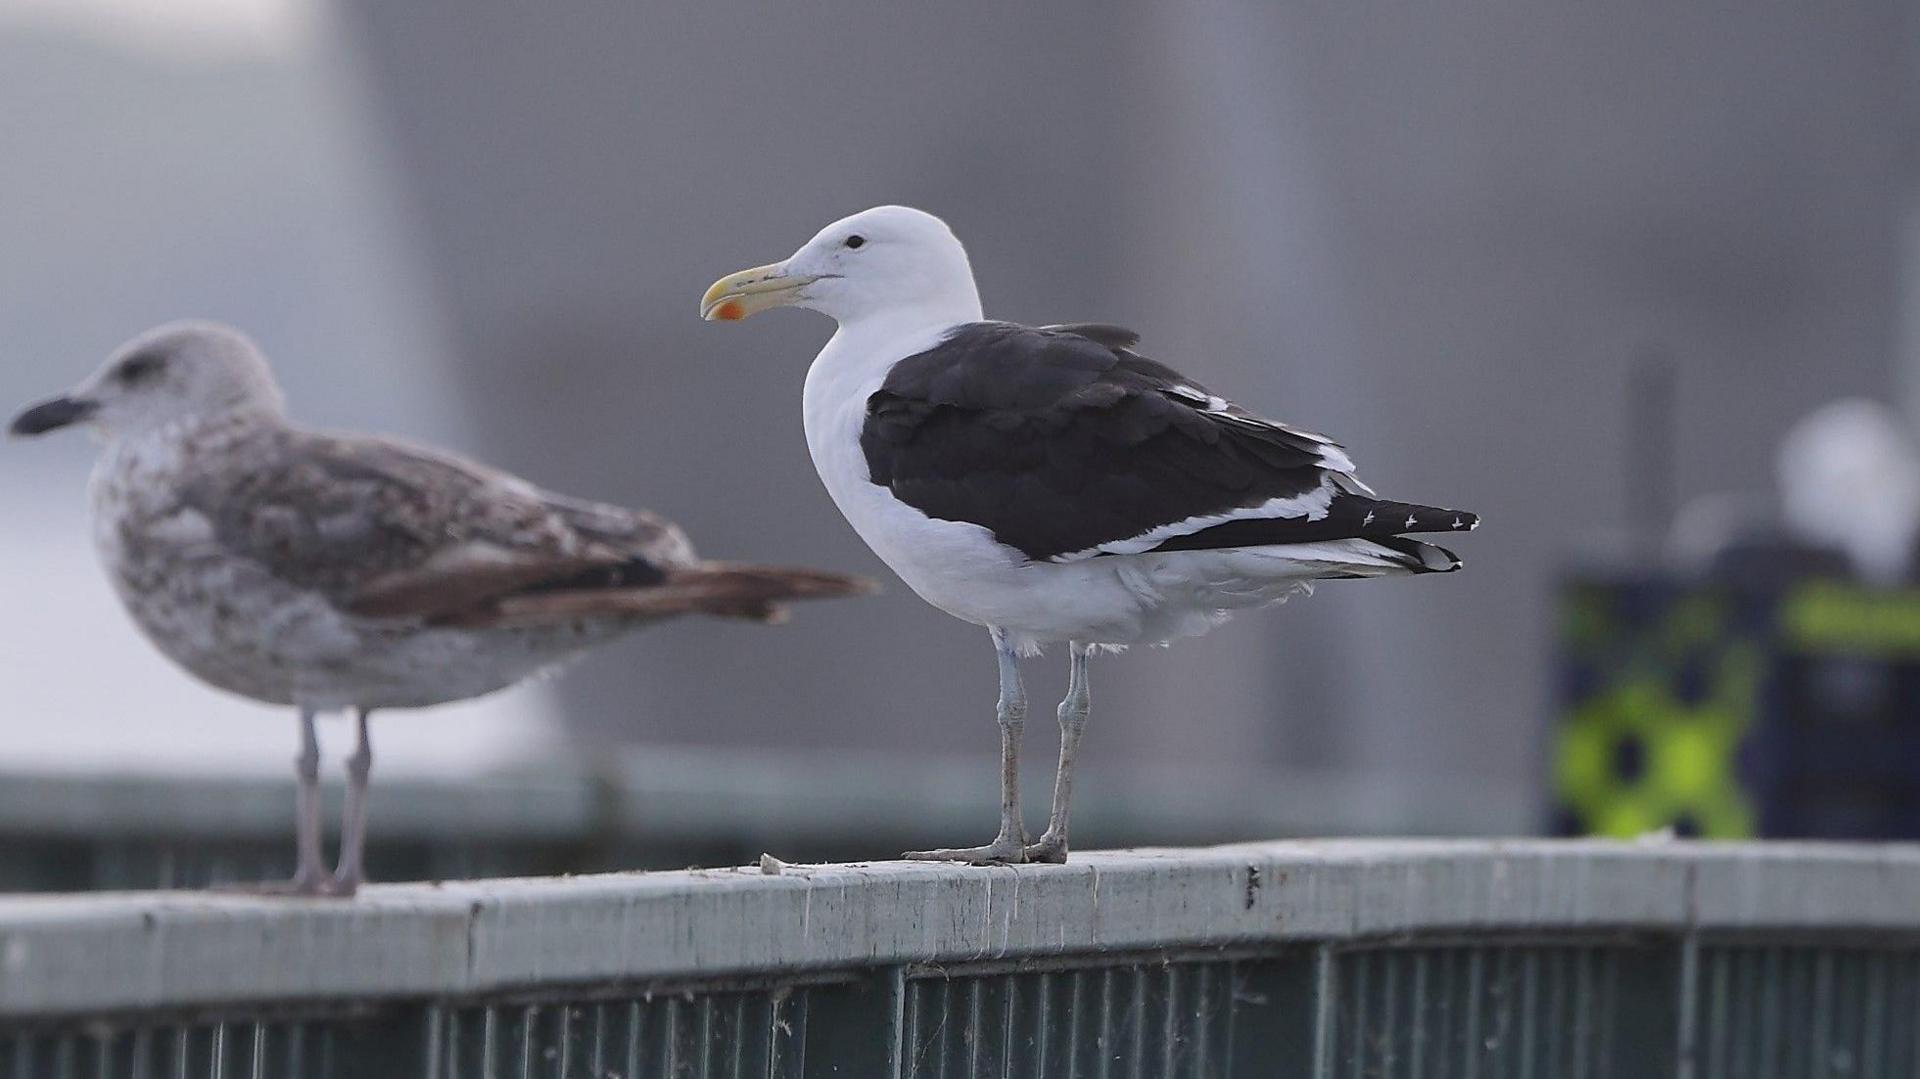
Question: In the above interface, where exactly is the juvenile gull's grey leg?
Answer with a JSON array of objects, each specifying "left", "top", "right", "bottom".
[
  {"left": 222, "top": 706, "right": 328, "bottom": 895},
  {"left": 289, "top": 706, "right": 329, "bottom": 890},
  {"left": 329, "top": 709, "right": 374, "bottom": 896},
  {"left": 904, "top": 626, "right": 1029, "bottom": 864},
  {"left": 1025, "top": 641, "right": 1090, "bottom": 864}
]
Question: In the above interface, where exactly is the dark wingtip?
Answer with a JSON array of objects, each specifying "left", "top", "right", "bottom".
[
  {"left": 9, "top": 396, "right": 95, "bottom": 437},
  {"left": 1393, "top": 504, "right": 1479, "bottom": 536},
  {"left": 1374, "top": 536, "right": 1463, "bottom": 573},
  {"left": 1412, "top": 507, "right": 1478, "bottom": 534}
]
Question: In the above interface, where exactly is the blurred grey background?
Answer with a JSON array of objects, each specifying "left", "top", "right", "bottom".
[{"left": 3, "top": 2, "right": 1912, "bottom": 836}]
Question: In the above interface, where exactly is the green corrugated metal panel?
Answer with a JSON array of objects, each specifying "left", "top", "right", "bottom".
[
  {"left": 900, "top": 959, "right": 1241, "bottom": 1078},
  {"left": 1693, "top": 944, "right": 1920, "bottom": 1078},
  {"left": 7, "top": 941, "right": 1917, "bottom": 1078},
  {"left": 426, "top": 990, "right": 811, "bottom": 1079},
  {"left": 1323, "top": 943, "right": 1679, "bottom": 1078},
  {"left": 891, "top": 944, "right": 1679, "bottom": 1079},
  {"left": 3, "top": 1017, "right": 374, "bottom": 1079}
]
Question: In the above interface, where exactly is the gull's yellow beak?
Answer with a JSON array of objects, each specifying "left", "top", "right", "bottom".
[{"left": 700, "top": 262, "right": 814, "bottom": 321}]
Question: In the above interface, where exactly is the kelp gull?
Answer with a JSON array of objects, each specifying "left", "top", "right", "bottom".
[{"left": 702, "top": 205, "right": 1476, "bottom": 865}]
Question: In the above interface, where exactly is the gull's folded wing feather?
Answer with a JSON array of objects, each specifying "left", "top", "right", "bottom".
[
  {"left": 861, "top": 322, "right": 1476, "bottom": 563},
  {"left": 476, "top": 563, "right": 879, "bottom": 628},
  {"left": 178, "top": 429, "right": 695, "bottom": 623}
]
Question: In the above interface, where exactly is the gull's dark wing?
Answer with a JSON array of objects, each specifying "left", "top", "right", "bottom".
[{"left": 860, "top": 321, "right": 1477, "bottom": 563}]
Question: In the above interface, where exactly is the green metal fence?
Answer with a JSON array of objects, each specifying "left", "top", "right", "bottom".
[
  {"left": 0, "top": 840, "right": 1914, "bottom": 1077},
  {"left": 0, "top": 757, "right": 1531, "bottom": 893}
]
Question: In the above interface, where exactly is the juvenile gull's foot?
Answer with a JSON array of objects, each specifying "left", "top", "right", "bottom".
[
  {"left": 903, "top": 837, "right": 1028, "bottom": 865},
  {"left": 212, "top": 868, "right": 333, "bottom": 898},
  {"left": 324, "top": 871, "right": 363, "bottom": 899}
]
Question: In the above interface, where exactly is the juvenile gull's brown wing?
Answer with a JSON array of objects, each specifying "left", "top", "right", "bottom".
[{"left": 178, "top": 426, "right": 866, "bottom": 626}]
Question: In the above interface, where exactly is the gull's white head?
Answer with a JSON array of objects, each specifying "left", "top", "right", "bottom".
[
  {"left": 701, "top": 205, "right": 983, "bottom": 328},
  {"left": 9, "top": 320, "right": 287, "bottom": 441}
]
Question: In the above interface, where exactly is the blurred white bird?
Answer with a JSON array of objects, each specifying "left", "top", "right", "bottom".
[{"left": 1777, "top": 398, "right": 1920, "bottom": 586}]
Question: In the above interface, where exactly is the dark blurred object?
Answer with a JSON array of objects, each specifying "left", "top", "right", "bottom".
[
  {"left": 1703, "top": 532, "right": 1855, "bottom": 585},
  {"left": 1554, "top": 572, "right": 1920, "bottom": 840},
  {"left": 1560, "top": 387, "right": 1920, "bottom": 839},
  {"left": 1626, "top": 346, "right": 1677, "bottom": 561}
]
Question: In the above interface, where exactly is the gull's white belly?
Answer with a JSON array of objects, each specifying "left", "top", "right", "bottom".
[
  {"left": 812, "top": 447, "right": 1320, "bottom": 649},
  {"left": 102, "top": 529, "right": 630, "bottom": 710}
]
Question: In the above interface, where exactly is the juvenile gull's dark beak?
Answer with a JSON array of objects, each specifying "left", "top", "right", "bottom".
[{"left": 9, "top": 395, "right": 96, "bottom": 437}]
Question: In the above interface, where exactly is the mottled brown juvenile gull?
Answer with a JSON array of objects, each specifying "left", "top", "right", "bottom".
[{"left": 9, "top": 321, "right": 873, "bottom": 897}]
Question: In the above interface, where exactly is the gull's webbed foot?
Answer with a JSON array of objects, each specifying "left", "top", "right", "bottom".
[
  {"left": 1022, "top": 832, "right": 1070, "bottom": 864},
  {"left": 903, "top": 836, "right": 1029, "bottom": 865}
]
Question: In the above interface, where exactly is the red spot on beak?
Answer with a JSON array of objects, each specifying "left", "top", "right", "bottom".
[{"left": 715, "top": 300, "right": 745, "bottom": 321}]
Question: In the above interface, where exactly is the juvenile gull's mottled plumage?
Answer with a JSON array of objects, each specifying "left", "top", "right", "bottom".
[
  {"left": 703, "top": 205, "right": 1476, "bottom": 866},
  {"left": 9, "top": 321, "right": 871, "bottom": 896}
]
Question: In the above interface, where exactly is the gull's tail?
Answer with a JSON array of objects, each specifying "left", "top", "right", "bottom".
[
  {"left": 1231, "top": 534, "right": 1463, "bottom": 584},
  {"left": 1365, "top": 535, "right": 1464, "bottom": 574},
  {"left": 481, "top": 562, "right": 877, "bottom": 626},
  {"left": 662, "top": 562, "right": 880, "bottom": 622}
]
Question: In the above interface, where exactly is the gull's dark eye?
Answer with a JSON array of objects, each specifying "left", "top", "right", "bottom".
[
  {"left": 116, "top": 354, "right": 165, "bottom": 384},
  {"left": 845, "top": 235, "right": 866, "bottom": 249}
]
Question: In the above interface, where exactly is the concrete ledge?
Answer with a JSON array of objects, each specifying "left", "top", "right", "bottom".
[{"left": 1, "top": 839, "right": 1915, "bottom": 1018}]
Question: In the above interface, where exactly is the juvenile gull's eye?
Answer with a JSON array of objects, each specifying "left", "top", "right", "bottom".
[
  {"left": 845, "top": 235, "right": 866, "bottom": 249},
  {"left": 116, "top": 354, "right": 165, "bottom": 384}
]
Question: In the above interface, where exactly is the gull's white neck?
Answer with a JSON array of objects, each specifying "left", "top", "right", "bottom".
[
  {"left": 803, "top": 289, "right": 984, "bottom": 408},
  {"left": 800, "top": 290, "right": 984, "bottom": 511}
]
